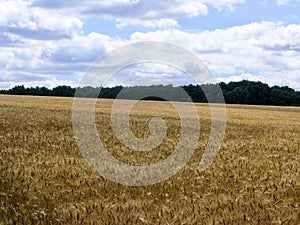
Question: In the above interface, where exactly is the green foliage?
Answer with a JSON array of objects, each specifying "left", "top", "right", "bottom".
[{"left": 0, "top": 80, "right": 299, "bottom": 106}]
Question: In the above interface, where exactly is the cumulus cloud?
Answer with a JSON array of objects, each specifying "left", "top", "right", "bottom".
[
  {"left": 0, "top": 31, "right": 127, "bottom": 89},
  {"left": 0, "top": 0, "right": 299, "bottom": 90},
  {"left": 0, "top": 76, "right": 79, "bottom": 90},
  {"left": 103, "top": 62, "right": 191, "bottom": 87},
  {"left": 50, "top": 33, "right": 126, "bottom": 63},
  {"left": 0, "top": 33, "right": 21, "bottom": 47},
  {"left": 277, "top": 0, "right": 289, "bottom": 6},
  {"left": 217, "top": 71, "right": 300, "bottom": 90},
  {"left": 31, "top": 0, "right": 244, "bottom": 29},
  {"left": 0, "top": 0, "right": 82, "bottom": 40},
  {"left": 1, "top": 20, "right": 300, "bottom": 89},
  {"left": 130, "top": 21, "right": 300, "bottom": 89},
  {"left": 116, "top": 18, "right": 180, "bottom": 29}
]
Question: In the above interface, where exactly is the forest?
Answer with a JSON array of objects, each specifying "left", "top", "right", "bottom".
[{"left": 1, "top": 80, "right": 299, "bottom": 106}]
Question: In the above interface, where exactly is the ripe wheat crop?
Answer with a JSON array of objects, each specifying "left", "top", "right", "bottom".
[{"left": 0, "top": 95, "right": 299, "bottom": 224}]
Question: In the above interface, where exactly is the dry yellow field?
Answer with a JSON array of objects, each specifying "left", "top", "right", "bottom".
[{"left": 0, "top": 94, "right": 299, "bottom": 224}]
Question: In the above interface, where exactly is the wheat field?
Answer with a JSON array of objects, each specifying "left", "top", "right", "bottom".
[{"left": 0, "top": 94, "right": 299, "bottom": 224}]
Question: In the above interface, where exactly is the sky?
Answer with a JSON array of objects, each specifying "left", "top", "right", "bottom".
[{"left": 0, "top": 0, "right": 300, "bottom": 90}]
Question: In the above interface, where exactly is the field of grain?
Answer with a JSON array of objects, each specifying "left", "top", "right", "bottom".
[{"left": 0, "top": 94, "right": 299, "bottom": 224}]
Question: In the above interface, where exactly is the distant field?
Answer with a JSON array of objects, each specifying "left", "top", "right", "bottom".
[{"left": 0, "top": 94, "right": 299, "bottom": 224}]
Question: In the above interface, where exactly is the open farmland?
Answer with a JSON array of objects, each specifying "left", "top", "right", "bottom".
[{"left": 0, "top": 94, "right": 299, "bottom": 224}]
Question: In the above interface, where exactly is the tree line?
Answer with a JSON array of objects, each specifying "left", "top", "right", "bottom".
[{"left": 0, "top": 80, "right": 299, "bottom": 106}]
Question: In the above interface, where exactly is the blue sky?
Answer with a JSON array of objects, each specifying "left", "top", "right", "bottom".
[{"left": 0, "top": 0, "right": 300, "bottom": 90}]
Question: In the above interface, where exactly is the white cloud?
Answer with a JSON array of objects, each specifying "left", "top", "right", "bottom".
[
  {"left": 0, "top": 0, "right": 299, "bottom": 90},
  {"left": 130, "top": 21, "right": 300, "bottom": 89},
  {"left": 277, "top": 0, "right": 289, "bottom": 6},
  {"left": 0, "top": 31, "right": 127, "bottom": 89},
  {"left": 217, "top": 71, "right": 300, "bottom": 90},
  {"left": 166, "top": 0, "right": 208, "bottom": 17},
  {"left": 50, "top": 33, "right": 126, "bottom": 63},
  {"left": 116, "top": 18, "right": 179, "bottom": 29},
  {"left": 1, "top": 20, "right": 300, "bottom": 89},
  {"left": 30, "top": 0, "right": 245, "bottom": 29},
  {"left": 0, "top": 0, "right": 82, "bottom": 40},
  {"left": 0, "top": 77, "right": 79, "bottom": 90},
  {"left": 205, "top": 0, "right": 245, "bottom": 11}
]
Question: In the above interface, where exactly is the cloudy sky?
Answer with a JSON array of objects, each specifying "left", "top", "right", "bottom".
[{"left": 1, "top": 0, "right": 300, "bottom": 90}]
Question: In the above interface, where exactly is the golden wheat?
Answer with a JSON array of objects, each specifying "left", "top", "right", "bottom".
[{"left": 0, "top": 94, "right": 299, "bottom": 224}]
